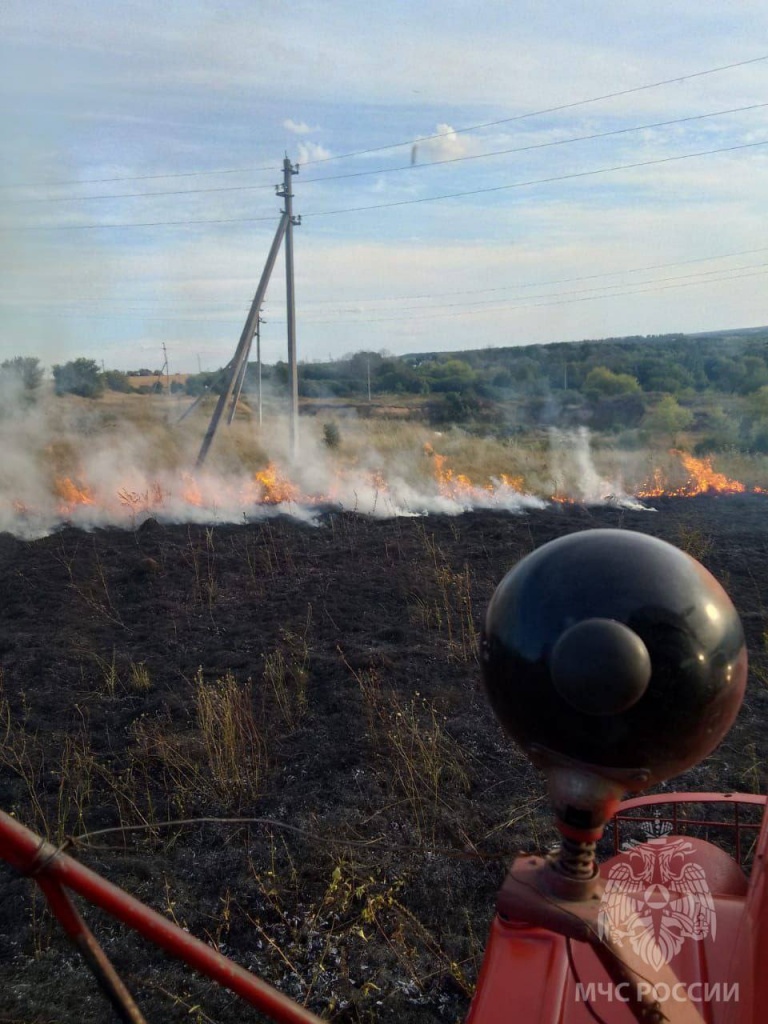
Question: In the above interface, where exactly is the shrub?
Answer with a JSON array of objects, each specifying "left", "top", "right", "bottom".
[
  {"left": 643, "top": 395, "right": 694, "bottom": 439},
  {"left": 583, "top": 366, "right": 641, "bottom": 400},
  {"left": 0, "top": 356, "right": 43, "bottom": 392},
  {"left": 52, "top": 358, "right": 104, "bottom": 398},
  {"left": 103, "top": 369, "right": 132, "bottom": 393},
  {"left": 323, "top": 421, "right": 341, "bottom": 448}
]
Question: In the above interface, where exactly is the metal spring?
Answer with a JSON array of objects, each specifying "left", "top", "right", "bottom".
[{"left": 553, "top": 835, "right": 597, "bottom": 879}]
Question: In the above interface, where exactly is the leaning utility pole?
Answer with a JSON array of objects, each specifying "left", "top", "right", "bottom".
[
  {"left": 195, "top": 212, "right": 289, "bottom": 468},
  {"left": 226, "top": 310, "right": 263, "bottom": 427},
  {"left": 256, "top": 314, "right": 263, "bottom": 426},
  {"left": 278, "top": 157, "right": 300, "bottom": 460}
]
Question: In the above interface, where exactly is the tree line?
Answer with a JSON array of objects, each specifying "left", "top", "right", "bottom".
[{"left": 4, "top": 325, "right": 768, "bottom": 448}]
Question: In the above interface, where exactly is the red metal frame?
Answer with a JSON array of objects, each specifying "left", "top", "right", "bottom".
[
  {"left": 0, "top": 810, "right": 321, "bottom": 1024},
  {"left": 610, "top": 791, "right": 767, "bottom": 864},
  {"left": 1, "top": 794, "right": 766, "bottom": 1023}
]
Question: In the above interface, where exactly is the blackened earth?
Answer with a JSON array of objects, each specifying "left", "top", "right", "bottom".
[{"left": 0, "top": 497, "right": 766, "bottom": 1023}]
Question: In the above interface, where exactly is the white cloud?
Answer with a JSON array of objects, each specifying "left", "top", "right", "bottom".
[
  {"left": 412, "top": 124, "right": 476, "bottom": 164},
  {"left": 297, "top": 140, "right": 332, "bottom": 164},
  {"left": 284, "top": 118, "right": 320, "bottom": 135}
]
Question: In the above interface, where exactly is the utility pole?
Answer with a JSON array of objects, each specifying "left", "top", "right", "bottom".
[
  {"left": 563, "top": 361, "right": 568, "bottom": 391},
  {"left": 367, "top": 355, "right": 372, "bottom": 403},
  {"left": 196, "top": 212, "right": 289, "bottom": 468},
  {"left": 278, "top": 156, "right": 300, "bottom": 460},
  {"left": 256, "top": 314, "right": 263, "bottom": 426},
  {"left": 227, "top": 309, "right": 263, "bottom": 427},
  {"left": 162, "top": 343, "right": 170, "bottom": 396}
]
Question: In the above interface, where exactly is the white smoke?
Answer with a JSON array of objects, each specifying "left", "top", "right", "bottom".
[
  {"left": 548, "top": 427, "right": 651, "bottom": 511},
  {"left": 0, "top": 388, "right": 549, "bottom": 539},
  {"left": 0, "top": 387, "right": 663, "bottom": 540}
]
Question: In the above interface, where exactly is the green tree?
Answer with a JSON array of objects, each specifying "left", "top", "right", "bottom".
[
  {"left": 583, "top": 366, "right": 641, "bottom": 400},
  {"left": 644, "top": 395, "right": 694, "bottom": 440},
  {"left": 423, "top": 358, "right": 476, "bottom": 393},
  {"left": 103, "top": 369, "right": 132, "bottom": 392},
  {"left": 746, "top": 386, "right": 768, "bottom": 420},
  {"left": 0, "top": 356, "right": 43, "bottom": 392},
  {"left": 52, "top": 358, "right": 104, "bottom": 398}
]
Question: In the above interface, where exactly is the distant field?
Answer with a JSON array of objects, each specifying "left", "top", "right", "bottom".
[{"left": 126, "top": 373, "right": 189, "bottom": 389}]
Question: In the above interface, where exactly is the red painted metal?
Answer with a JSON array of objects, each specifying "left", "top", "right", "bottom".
[
  {"left": 720, "top": 791, "right": 768, "bottom": 1024},
  {"left": 466, "top": 793, "right": 768, "bottom": 1024},
  {"left": 0, "top": 810, "right": 322, "bottom": 1024},
  {"left": 1, "top": 793, "right": 766, "bottom": 1022},
  {"left": 38, "top": 875, "right": 147, "bottom": 1023},
  {"left": 610, "top": 792, "right": 766, "bottom": 864}
]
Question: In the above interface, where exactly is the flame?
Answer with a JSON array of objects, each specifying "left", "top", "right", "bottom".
[
  {"left": 10, "top": 446, "right": 765, "bottom": 533},
  {"left": 638, "top": 451, "right": 750, "bottom": 497},
  {"left": 675, "top": 451, "right": 746, "bottom": 495},
  {"left": 252, "top": 462, "right": 301, "bottom": 505},
  {"left": 424, "top": 443, "right": 503, "bottom": 503},
  {"left": 499, "top": 473, "right": 525, "bottom": 492},
  {"left": 53, "top": 476, "right": 96, "bottom": 513},
  {"left": 180, "top": 472, "right": 205, "bottom": 507}
]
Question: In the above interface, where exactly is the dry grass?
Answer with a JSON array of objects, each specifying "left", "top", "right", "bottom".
[
  {"left": 262, "top": 610, "right": 312, "bottom": 729},
  {"left": 128, "top": 662, "right": 152, "bottom": 692},
  {"left": 676, "top": 524, "right": 714, "bottom": 561},
  {"left": 193, "top": 669, "right": 265, "bottom": 801},
  {"left": 348, "top": 663, "right": 469, "bottom": 843},
  {"left": 26, "top": 390, "right": 768, "bottom": 507},
  {"left": 242, "top": 845, "right": 475, "bottom": 1010},
  {"left": 410, "top": 525, "right": 478, "bottom": 663}
]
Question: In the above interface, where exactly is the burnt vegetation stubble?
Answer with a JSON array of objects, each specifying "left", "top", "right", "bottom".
[{"left": 0, "top": 497, "right": 766, "bottom": 1022}]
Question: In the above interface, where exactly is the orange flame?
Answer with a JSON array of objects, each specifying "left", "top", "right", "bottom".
[
  {"left": 180, "top": 472, "right": 205, "bottom": 507},
  {"left": 638, "top": 451, "right": 749, "bottom": 498},
  {"left": 252, "top": 462, "right": 301, "bottom": 505},
  {"left": 20, "top": 447, "right": 767, "bottom": 529},
  {"left": 424, "top": 443, "right": 504, "bottom": 502},
  {"left": 53, "top": 476, "right": 96, "bottom": 513}
]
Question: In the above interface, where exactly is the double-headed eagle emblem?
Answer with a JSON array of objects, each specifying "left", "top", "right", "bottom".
[{"left": 598, "top": 836, "right": 716, "bottom": 971}]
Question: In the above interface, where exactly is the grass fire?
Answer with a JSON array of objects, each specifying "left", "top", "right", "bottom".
[
  {"left": 0, "top": 364, "right": 767, "bottom": 1021},
  {"left": 4, "top": 11, "right": 768, "bottom": 1013}
]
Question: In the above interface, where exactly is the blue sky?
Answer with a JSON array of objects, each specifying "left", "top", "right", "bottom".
[{"left": 1, "top": 0, "right": 767, "bottom": 371}]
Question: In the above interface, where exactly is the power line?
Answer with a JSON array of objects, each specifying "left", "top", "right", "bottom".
[
  {"left": 300, "top": 265, "right": 768, "bottom": 324},
  {"left": 300, "top": 101, "right": 768, "bottom": 185},
  {"left": 301, "top": 263, "right": 768, "bottom": 321},
  {"left": 302, "top": 138, "right": 768, "bottom": 219},
  {"left": 13, "top": 259, "right": 768, "bottom": 318},
  {"left": 6, "top": 264, "right": 768, "bottom": 326},
  {"left": 7, "top": 137, "right": 768, "bottom": 233},
  {"left": 5, "top": 244, "right": 768, "bottom": 311},
  {"left": 300, "top": 53, "right": 768, "bottom": 168},
  {"left": 10, "top": 101, "right": 768, "bottom": 205},
  {"left": 279, "top": 244, "right": 768, "bottom": 304},
  {"left": 2, "top": 52, "right": 766, "bottom": 191},
  {"left": 1, "top": 214, "right": 282, "bottom": 232}
]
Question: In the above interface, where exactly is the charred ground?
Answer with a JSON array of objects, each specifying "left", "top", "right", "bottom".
[{"left": 0, "top": 497, "right": 766, "bottom": 1023}]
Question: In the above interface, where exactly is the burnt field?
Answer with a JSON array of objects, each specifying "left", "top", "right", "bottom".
[{"left": 0, "top": 497, "right": 766, "bottom": 1023}]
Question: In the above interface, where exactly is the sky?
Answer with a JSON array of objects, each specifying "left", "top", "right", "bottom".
[{"left": 1, "top": 0, "right": 767, "bottom": 372}]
